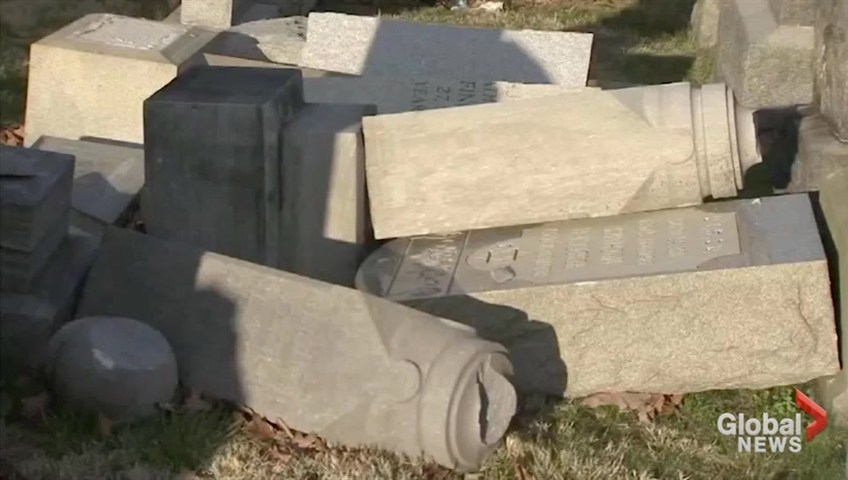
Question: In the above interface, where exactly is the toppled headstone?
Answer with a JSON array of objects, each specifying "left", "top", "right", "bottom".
[
  {"left": 816, "top": 168, "right": 848, "bottom": 425},
  {"left": 814, "top": 0, "right": 848, "bottom": 141},
  {"left": 24, "top": 14, "right": 215, "bottom": 146},
  {"left": 76, "top": 227, "right": 516, "bottom": 471},
  {"left": 32, "top": 137, "right": 144, "bottom": 236},
  {"left": 280, "top": 103, "right": 375, "bottom": 286},
  {"left": 46, "top": 316, "right": 178, "bottom": 421},
  {"left": 357, "top": 194, "right": 839, "bottom": 397},
  {"left": 0, "top": 230, "right": 101, "bottom": 370},
  {"left": 299, "top": 13, "right": 593, "bottom": 86},
  {"left": 303, "top": 76, "right": 587, "bottom": 114},
  {"left": 143, "top": 66, "right": 304, "bottom": 267},
  {"left": 363, "top": 82, "right": 758, "bottom": 239},
  {"left": 716, "top": 0, "right": 814, "bottom": 108},
  {"left": 0, "top": 146, "right": 73, "bottom": 251},
  {"left": 204, "top": 17, "right": 305, "bottom": 65}
]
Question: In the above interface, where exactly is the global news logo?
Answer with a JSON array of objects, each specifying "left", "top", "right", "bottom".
[{"left": 716, "top": 389, "right": 827, "bottom": 453}]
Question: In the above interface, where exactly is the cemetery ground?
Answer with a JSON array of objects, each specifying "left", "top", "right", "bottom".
[{"left": 0, "top": 0, "right": 845, "bottom": 479}]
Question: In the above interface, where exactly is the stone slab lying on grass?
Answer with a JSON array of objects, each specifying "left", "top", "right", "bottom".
[
  {"left": 32, "top": 137, "right": 144, "bottom": 236},
  {"left": 362, "top": 82, "right": 759, "bottom": 239},
  {"left": 0, "top": 229, "right": 100, "bottom": 371},
  {"left": 299, "top": 13, "right": 593, "bottom": 86},
  {"left": 716, "top": 0, "right": 814, "bottom": 108},
  {"left": 0, "top": 211, "right": 68, "bottom": 294},
  {"left": 204, "top": 17, "right": 305, "bottom": 65},
  {"left": 46, "top": 316, "right": 178, "bottom": 422},
  {"left": 280, "top": 103, "right": 375, "bottom": 286},
  {"left": 814, "top": 0, "right": 848, "bottom": 141},
  {"left": 356, "top": 194, "right": 839, "bottom": 397},
  {"left": 143, "top": 66, "right": 303, "bottom": 268},
  {"left": 0, "top": 146, "right": 73, "bottom": 252},
  {"left": 303, "top": 76, "right": 588, "bottom": 114},
  {"left": 76, "top": 227, "right": 516, "bottom": 471},
  {"left": 24, "top": 14, "right": 215, "bottom": 147}
]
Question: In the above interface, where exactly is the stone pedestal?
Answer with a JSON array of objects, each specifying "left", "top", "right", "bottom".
[
  {"left": 357, "top": 194, "right": 839, "bottom": 397},
  {"left": 814, "top": 0, "right": 848, "bottom": 141},
  {"left": 32, "top": 137, "right": 145, "bottom": 237},
  {"left": 716, "top": 0, "right": 814, "bottom": 108},
  {"left": 143, "top": 66, "right": 304, "bottom": 267},
  {"left": 76, "top": 227, "right": 516, "bottom": 471},
  {"left": 280, "top": 104, "right": 374, "bottom": 286},
  {"left": 24, "top": 14, "right": 215, "bottom": 146},
  {"left": 363, "top": 82, "right": 759, "bottom": 239}
]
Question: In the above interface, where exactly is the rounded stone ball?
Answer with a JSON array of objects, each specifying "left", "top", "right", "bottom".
[{"left": 46, "top": 316, "right": 179, "bottom": 421}]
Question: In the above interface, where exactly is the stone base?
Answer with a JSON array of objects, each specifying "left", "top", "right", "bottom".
[
  {"left": 0, "top": 230, "right": 101, "bottom": 370},
  {"left": 280, "top": 103, "right": 375, "bottom": 286},
  {"left": 0, "top": 146, "right": 73, "bottom": 252},
  {"left": 716, "top": 0, "right": 814, "bottom": 108},
  {"left": 23, "top": 14, "right": 214, "bottom": 146},
  {"left": 357, "top": 194, "right": 839, "bottom": 397}
]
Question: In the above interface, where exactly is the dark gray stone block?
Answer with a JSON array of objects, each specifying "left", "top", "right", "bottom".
[
  {"left": 0, "top": 229, "right": 101, "bottom": 370},
  {"left": 0, "top": 210, "right": 69, "bottom": 293},
  {"left": 0, "top": 146, "right": 73, "bottom": 251},
  {"left": 32, "top": 137, "right": 144, "bottom": 234},
  {"left": 143, "top": 66, "right": 304, "bottom": 267}
]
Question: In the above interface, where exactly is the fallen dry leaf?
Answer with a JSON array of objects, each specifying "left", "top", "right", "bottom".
[
  {"left": 249, "top": 415, "right": 277, "bottom": 441},
  {"left": 581, "top": 392, "right": 684, "bottom": 423},
  {"left": 0, "top": 124, "right": 24, "bottom": 147},
  {"left": 19, "top": 392, "right": 50, "bottom": 421},
  {"left": 98, "top": 413, "right": 114, "bottom": 437},
  {"left": 184, "top": 389, "right": 212, "bottom": 411}
]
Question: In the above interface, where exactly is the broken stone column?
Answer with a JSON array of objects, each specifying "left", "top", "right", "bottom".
[
  {"left": 23, "top": 14, "right": 215, "bottom": 146},
  {"left": 0, "top": 146, "right": 100, "bottom": 370},
  {"left": 814, "top": 0, "right": 848, "bottom": 141},
  {"left": 715, "top": 0, "right": 815, "bottom": 108},
  {"left": 143, "top": 66, "right": 304, "bottom": 267},
  {"left": 815, "top": 168, "right": 848, "bottom": 426},
  {"left": 76, "top": 227, "right": 516, "bottom": 471},
  {"left": 357, "top": 194, "right": 839, "bottom": 397},
  {"left": 32, "top": 137, "right": 144, "bottom": 237},
  {"left": 364, "top": 82, "right": 759, "bottom": 239},
  {"left": 280, "top": 103, "right": 375, "bottom": 286}
]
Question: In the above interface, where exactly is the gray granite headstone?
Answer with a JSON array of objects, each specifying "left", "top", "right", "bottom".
[
  {"left": 356, "top": 195, "right": 838, "bottom": 397},
  {"left": 0, "top": 146, "right": 73, "bottom": 252},
  {"left": 0, "top": 210, "right": 68, "bottom": 293},
  {"left": 814, "top": 0, "right": 848, "bottom": 141},
  {"left": 299, "top": 13, "right": 593, "bottom": 86},
  {"left": 143, "top": 66, "right": 304, "bottom": 267}
]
